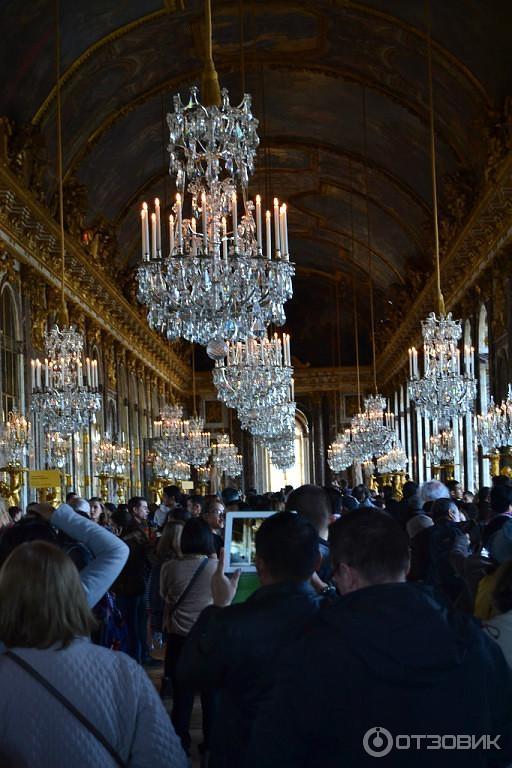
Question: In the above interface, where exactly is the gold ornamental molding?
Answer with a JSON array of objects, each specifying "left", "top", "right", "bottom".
[
  {"left": 0, "top": 164, "right": 190, "bottom": 393},
  {"left": 377, "top": 153, "right": 512, "bottom": 387}
]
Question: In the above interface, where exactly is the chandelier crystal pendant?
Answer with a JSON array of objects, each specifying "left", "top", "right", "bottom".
[
  {"left": 408, "top": 319, "right": 477, "bottom": 420},
  {"left": 0, "top": 409, "right": 31, "bottom": 468},
  {"left": 30, "top": 328, "right": 101, "bottom": 436},
  {"left": 213, "top": 333, "right": 292, "bottom": 412},
  {"left": 267, "top": 431, "right": 295, "bottom": 471}
]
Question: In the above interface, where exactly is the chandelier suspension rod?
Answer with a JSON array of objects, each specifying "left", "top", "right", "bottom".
[
  {"left": 239, "top": 0, "right": 246, "bottom": 97},
  {"left": 191, "top": 342, "right": 197, "bottom": 416},
  {"left": 55, "top": 0, "right": 67, "bottom": 321},
  {"left": 349, "top": 159, "right": 362, "bottom": 412},
  {"left": 362, "top": 87, "right": 378, "bottom": 395},
  {"left": 201, "top": 0, "right": 221, "bottom": 107},
  {"left": 426, "top": 0, "right": 444, "bottom": 315}
]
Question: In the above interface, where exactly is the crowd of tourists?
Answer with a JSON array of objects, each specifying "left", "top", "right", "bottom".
[{"left": 0, "top": 476, "right": 512, "bottom": 766}]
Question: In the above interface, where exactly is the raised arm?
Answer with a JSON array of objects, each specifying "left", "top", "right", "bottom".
[{"left": 50, "top": 503, "right": 128, "bottom": 607}]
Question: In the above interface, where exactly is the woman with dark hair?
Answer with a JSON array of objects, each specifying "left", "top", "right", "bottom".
[
  {"left": 160, "top": 518, "right": 217, "bottom": 757},
  {"left": 0, "top": 541, "right": 186, "bottom": 767}
]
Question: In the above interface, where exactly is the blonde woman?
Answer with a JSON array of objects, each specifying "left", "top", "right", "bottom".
[{"left": 0, "top": 540, "right": 187, "bottom": 768}]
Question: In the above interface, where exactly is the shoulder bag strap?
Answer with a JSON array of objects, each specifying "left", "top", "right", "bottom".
[
  {"left": 4, "top": 651, "right": 126, "bottom": 768},
  {"left": 172, "top": 556, "right": 210, "bottom": 614}
]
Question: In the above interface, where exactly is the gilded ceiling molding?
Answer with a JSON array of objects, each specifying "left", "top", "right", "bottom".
[
  {"left": 0, "top": 164, "right": 190, "bottom": 393},
  {"left": 376, "top": 153, "right": 512, "bottom": 387}
]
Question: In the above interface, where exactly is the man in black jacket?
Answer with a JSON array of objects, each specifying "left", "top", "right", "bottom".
[
  {"left": 245, "top": 510, "right": 512, "bottom": 768},
  {"left": 177, "top": 512, "right": 321, "bottom": 767}
]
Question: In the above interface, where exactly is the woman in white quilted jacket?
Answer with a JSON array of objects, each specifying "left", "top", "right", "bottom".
[{"left": 0, "top": 539, "right": 188, "bottom": 768}]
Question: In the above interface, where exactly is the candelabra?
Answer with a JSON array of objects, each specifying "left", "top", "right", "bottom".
[
  {"left": 408, "top": 314, "right": 477, "bottom": 420},
  {"left": 0, "top": 410, "right": 31, "bottom": 505},
  {"left": 95, "top": 436, "right": 130, "bottom": 502},
  {"left": 31, "top": 325, "right": 102, "bottom": 435}
]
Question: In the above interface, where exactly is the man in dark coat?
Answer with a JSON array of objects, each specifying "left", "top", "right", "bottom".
[
  {"left": 245, "top": 509, "right": 512, "bottom": 768},
  {"left": 177, "top": 512, "right": 321, "bottom": 767}
]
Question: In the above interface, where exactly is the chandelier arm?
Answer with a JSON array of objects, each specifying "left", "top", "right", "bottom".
[
  {"left": 55, "top": 0, "right": 67, "bottom": 324},
  {"left": 201, "top": 0, "right": 221, "bottom": 107},
  {"left": 426, "top": 0, "right": 444, "bottom": 315}
]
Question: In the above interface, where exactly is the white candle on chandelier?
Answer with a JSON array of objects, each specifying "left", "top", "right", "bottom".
[
  {"left": 191, "top": 217, "right": 197, "bottom": 256},
  {"left": 265, "top": 210, "right": 272, "bottom": 260},
  {"left": 255, "top": 195, "right": 262, "bottom": 253},
  {"left": 86, "top": 357, "right": 91, "bottom": 387},
  {"left": 91, "top": 360, "right": 96, "bottom": 389},
  {"left": 44, "top": 358, "right": 49, "bottom": 388},
  {"left": 176, "top": 193, "right": 183, "bottom": 250},
  {"left": 280, "top": 203, "right": 289, "bottom": 260},
  {"left": 232, "top": 192, "right": 238, "bottom": 251},
  {"left": 201, "top": 192, "right": 208, "bottom": 253},
  {"left": 77, "top": 358, "right": 82, "bottom": 386},
  {"left": 151, "top": 213, "right": 157, "bottom": 260},
  {"left": 60, "top": 357, "right": 65, "bottom": 387},
  {"left": 154, "top": 198, "right": 161, "bottom": 254},
  {"left": 290, "top": 377, "right": 295, "bottom": 402},
  {"left": 470, "top": 346, "right": 475, "bottom": 378},
  {"left": 169, "top": 214, "right": 175, "bottom": 255},
  {"left": 36, "top": 360, "right": 42, "bottom": 388},
  {"left": 222, "top": 216, "right": 228, "bottom": 260},
  {"left": 140, "top": 208, "right": 148, "bottom": 260},
  {"left": 273, "top": 198, "right": 281, "bottom": 257},
  {"left": 31, "top": 359, "right": 35, "bottom": 389},
  {"left": 408, "top": 348, "right": 413, "bottom": 378},
  {"left": 143, "top": 202, "right": 150, "bottom": 258}
]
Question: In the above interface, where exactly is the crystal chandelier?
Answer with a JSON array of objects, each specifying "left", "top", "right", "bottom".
[
  {"left": 137, "top": 4, "right": 293, "bottom": 348},
  {"left": 138, "top": 188, "right": 294, "bottom": 346},
  {"left": 376, "top": 439, "right": 407, "bottom": 474},
  {"left": 0, "top": 409, "right": 31, "bottom": 468},
  {"left": 328, "top": 429, "right": 356, "bottom": 472},
  {"left": 267, "top": 432, "right": 295, "bottom": 471},
  {"left": 408, "top": 317, "right": 476, "bottom": 419},
  {"left": 213, "top": 333, "right": 292, "bottom": 411},
  {"left": 45, "top": 430, "right": 70, "bottom": 470},
  {"left": 96, "top": 436, "right": 129, "bottom": 479},
  {"left": 350, "top": 395, "right": 396, "bottom": 461},
  {"left": 148, "top": 451, "right": 191, "bottom": 482},
  {"left": 211, "top": 433, "right": 240, "bottom": 474},
  {"left": 179, "top": 415, "right": 211, "bottom": 468},
  {"left": 408, "top": 24, "right": 476, "bottom": 420},
  {"left": 31, "top": 326, "right": 101, "bottom": 435},
  {"left": 476, "top": 386, "right": 512, "bottom": 454},
  {"left": 427, "top": 426, "right": 455, "bottom": 466}
]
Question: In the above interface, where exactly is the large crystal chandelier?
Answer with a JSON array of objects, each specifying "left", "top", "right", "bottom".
[
  {"left": 408, "top": 24, "right": 476, "bottom": 420},
  {"left": 153, "top": 404, "right": 211, "bottom": 468},
  {"left": 350, "top": 395, "right": 396, "bottom": 461},
  {"left": 0, "top": 410, "right": 31, "bottom": 467},
  {"left": 31, "top": 326, "right": 101, "bottom": 435},
  {"left": 427, "top": 426, "right": 455, "bottom": 466},
  {"left": 213, "top": 333, "right": 292, "bottom": 412},
  {"left": 136, "top": 2, "right": 293, "bottom": 347},
  {"left": 179, "top": 415, "right": 211, "bottom": 468},
  {"left": 408, "top": 318, "right": 476, "bottom": 419}
]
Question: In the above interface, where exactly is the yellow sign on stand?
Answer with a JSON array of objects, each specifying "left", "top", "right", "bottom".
[{"left": 29, "top": 469, "right": 61, "bottom": 489}]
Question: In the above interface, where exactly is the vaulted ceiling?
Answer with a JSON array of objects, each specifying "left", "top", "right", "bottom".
[{"left": 2, "top": 0, "right": 511, "bottom": 367}]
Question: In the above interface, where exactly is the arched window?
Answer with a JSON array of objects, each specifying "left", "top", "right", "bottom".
[{"left": 0, "top": 286, "right": 20, "bottom": 418}]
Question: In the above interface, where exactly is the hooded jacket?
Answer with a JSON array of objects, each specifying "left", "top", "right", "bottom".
[{"left": 245, "top": 583, "right": 512, "bottom": 768}]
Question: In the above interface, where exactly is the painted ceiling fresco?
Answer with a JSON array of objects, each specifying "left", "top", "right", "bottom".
[{"left": 1, "top": 0, "right": 511, "bottom": 366}]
